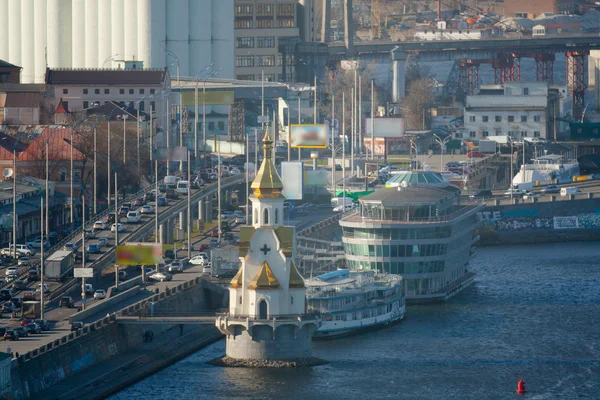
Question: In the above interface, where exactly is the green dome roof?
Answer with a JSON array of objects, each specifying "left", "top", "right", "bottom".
[{"left": 385, "top": 171, "right": 449, "bottom": 188}]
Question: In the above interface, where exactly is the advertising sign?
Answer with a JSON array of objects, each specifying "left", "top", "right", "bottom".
[
  {"left": 181, "top": 91, "right": 235, "bottom": 106},
  {"left": 116, "top": 243, "right": 162, "bottom": 265},
  {"left": 155, "top": 147, "right": 188, "bottom": 161},
  {"left": 281, "top": 161, "right": 304, "bottom": 199},
  {"left": 74, "top": 268, "right": 94, "bottom": 278},
  {"left": 290, "top": 124, "right": 328, "bottom": 148}
]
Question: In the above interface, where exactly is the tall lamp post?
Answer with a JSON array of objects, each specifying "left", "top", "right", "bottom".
[
  {"left": 105, "top": 107, "right": 120, "bottom": 208},
  {"left": 433, "top": 134, "right": 452, "bottom": 172},
  {"left": 117, "top": 113, "right": 129, "bottom": 165}
]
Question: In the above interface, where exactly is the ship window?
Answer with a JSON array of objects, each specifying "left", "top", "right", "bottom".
[{"left": 263, "top": 208, "right": 269, "bottom": 224}]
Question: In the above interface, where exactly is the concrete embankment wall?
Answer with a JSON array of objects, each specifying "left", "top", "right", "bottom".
[
  {"left": 478, "top": 197, "right": 600, "bottom": 245},
  {"left": 11, "top": 278, "right": 227, "bottom": 399}
]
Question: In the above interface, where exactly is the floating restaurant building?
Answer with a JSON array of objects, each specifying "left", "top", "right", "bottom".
[{"left": 339, "top": 171, "right": 484, "bottom": 303}]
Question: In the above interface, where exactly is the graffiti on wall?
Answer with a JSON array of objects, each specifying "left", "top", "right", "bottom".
[
  {"left": 553, "top": 216, "right": 579, "bottom": 229},
  {"left": 477, "top": 211, "right": 600, "bottom": 232}
]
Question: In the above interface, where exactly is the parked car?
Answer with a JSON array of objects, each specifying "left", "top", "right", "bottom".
[
  {"left": 149, "top": 272, "right": 172, "bottom": 282},
  {"left": 26, "top": 269, "right": 39, "bottom": 282},
  {"left": 35, "top": 319, "right": 51, "bottom": 331},
  {"left": 157, "top": 197, "right": 168, "bottom": 206},
  {"left": 111, "top": 223, "right": 125, "bottom": 232},
  {"left": 18, "top": 257, "right": 30, "bottom": 266},
  {"left": 93, "top": 221, "right": 108, "bottom": 230},
  {"left": 140, "top": 205, "right": 154, "bottom": 214},
  {"left": 3, "top": 330, "right": 18, "bottom": 341},
  {"left": 59, "top": 296, "right": 75, "bottom": 308},
  {"left": 190, "top": 253, "right": 209, "bottom": 266},
  {"left": 13, "top": 327, "right": 28, "bottom": 337},
  {"left": 466, "top": 151, "right": 486, "bottom": 158},
  {"left": 168, "top": 260, "right": 184, "bottom": 273},
  {"left": 11, "top": 280, "right": 27, "bottom": 291},
  {"left": 469, "top": 190, "right": 494, "bottom": 199},
  {"left": 71, "top": 321, "right": 84, "bottom": 331},
  {"left": 523, "top": 192, "right": 540, "bottom": 200},
  {"left": 24, "top": 323, "right": 42, "bottom": 334},
  {"left": 26, "top": 238, "right": 50, "bottom": 249},
  {"left": 87, "top": 243, "right": 101, "bottom": 254},
  {"left": 541, "top": 185, "right": 560, "bottom": 194},
  {"left": 164, "top": 249, "right": 175, "bottom": 259},
  {"left": 93, "top": 289, "right": 106, "bottom": 300}
]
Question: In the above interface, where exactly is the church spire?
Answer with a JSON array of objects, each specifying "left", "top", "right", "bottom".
[{"left": 251, "top": 131, "right": 284, "bottom": 198}]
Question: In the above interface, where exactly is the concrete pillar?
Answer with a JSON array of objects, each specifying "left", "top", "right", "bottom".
[
  {"left": 588, "top": 50, "right": 600, "bottom": 88},
  {"left": 391, "top": 47, "right": 407, "bottom": 102},
  {"left": 205, "top": 197, "right": 213, "bottom": 223},
  {"left": 198, "top": 198, "right": 205, "bottom": 221},
  {"left": 159, "top": 223, "right": 167, "bottom": 244},
  {"left": 320, "top": 0, "right": 331, "bottom": 43},
  {"left": 179, "top": 211, "right": 187, "bottom": 231}
]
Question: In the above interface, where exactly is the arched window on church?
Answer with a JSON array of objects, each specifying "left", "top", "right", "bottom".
[
  {"left": 254, "top": 208, "right": 258, "bottom": 224},
  {"left": 239, "top": 296, "right": 242, "bottom": 305},
  {"left": 290, "top": 296, "right": 294, "bottom": 305},
  {"left": 275, "top": 208, "right": 279, "bottom": 224},
  {"left": 263, "top": 208, "right": 269, "bottom": 225}
]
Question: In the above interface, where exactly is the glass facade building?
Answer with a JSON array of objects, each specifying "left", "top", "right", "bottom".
[{"left": 340, "top": 172, "right": 484, "bottom": 303}]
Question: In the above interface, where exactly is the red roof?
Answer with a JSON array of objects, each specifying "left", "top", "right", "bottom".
[
  {"left": 55, "top": 98, "right": 70, "bottom": 114},
  {"left": 17, "top": 127, "right": 87, "bottom": 162},
  {"left": 0, "top": 132, "right": 27, "bottom": 160}
]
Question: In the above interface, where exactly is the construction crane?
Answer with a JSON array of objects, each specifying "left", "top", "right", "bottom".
[{"left": 371, "top": 0, "right": 381, "bottom": 39}]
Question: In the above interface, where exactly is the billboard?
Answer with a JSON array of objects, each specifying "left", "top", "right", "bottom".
[
  {"left": 365, "top": 117, "right": 405, "bottom": 137},
  {"left": 281, "top": 161, "right": 304, "bottom": 200},
  {"left": 181, "top": 90, "right": 235, "bottom": 106},
  {"left": 290, "top": 124, "right": 328, "bottom": 148},
  {"left": 155, "top": 147, "right": 188, "bottom": 161},
  {"left": 74, "top": 268, "right": 94, "bottom": 278},
  {"left": 304, "top": 169, "right": 328, "bottom": 187},
  {"left": 116, "top": 243, "right": 162, "bottom": 265}
]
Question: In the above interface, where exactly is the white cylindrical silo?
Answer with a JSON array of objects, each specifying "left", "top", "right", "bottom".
[
  {"left": 211, "top": 0, "right": 234, "bottom": 78},
  {"left": 8, "top": 0, "right": 22, "bottom": 68},
  {"left": 111, "top": 0, "right": 125, "bottom": 68},
  {"left": 21, "top": 0, "right": 35, "bottom": 83},
  {"left": 98, "top": 0, "right": 112, "bottom": 68},
  {"left": 59, "top": 0, "right": 73, "bottom": 67},
  {"left": 72, "top": 0, "right": 86, "bottom": 68},
  {"left": 189, "top": 0, "right": 211, "bottom": 76},
  {"left": 85, "top": 0, "right": 99, "bottom": 67},
  {"left": 46, "top": 0, "right": 61, "bottom": 68},
  {"left": 166, "top": 0, "right": 189, "bottom": 78},
  {"left": 124, "top": 0, "right": 138, "bottom": 61},
  {"left": 0, "top": 0, "right": 9, "bottom": 62},
  {"left": 149, "top": 0, "right": 166, "bottom": 69},
  {"left": 34, "top": 0, "right": 48, "bottom": 83},
  {"left": 137, "top": 0, "right": 151, "bottom": 68}
]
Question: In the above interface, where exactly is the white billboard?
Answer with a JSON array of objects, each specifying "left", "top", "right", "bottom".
[
  {"left": 365, "top": 117, "right": 405, "bottom": 137},
  {"left": 74, "top": 268, "right": 94, "bottom": 278},
  {"left": 290, "top": 124, "right": 328, "bottom": 148},
  {"left": 281, "top": 161, "right": 304, "bottom": 200}
]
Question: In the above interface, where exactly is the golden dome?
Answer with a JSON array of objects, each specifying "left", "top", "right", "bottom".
[
  {"left": 250, "top": 131, "right": 284, "bottom": 198},
  {"left": 289, "top": 261, "right": 305, "bottom": 288},
  {"left": 248, "top": 261, "right": 281, "bottom": 290}
]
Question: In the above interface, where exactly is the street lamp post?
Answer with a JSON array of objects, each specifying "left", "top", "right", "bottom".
[
  {"left": 118, "top": 114, "right": 129, "bottom": 165},
  {"left": 331, "top": 95, "right": 336, "bottom": 191},
  {"left": 1, "top": 137, "right": 19, "bottom": 259},
  {"left": 433, "top": 134, "right": 451, "bottom": 172},
  {"left": 45, "top": 139, "right": 49, "bottom": 237},
  {"left": 22, "top": 177, "right": 45, "bottom": 318}
]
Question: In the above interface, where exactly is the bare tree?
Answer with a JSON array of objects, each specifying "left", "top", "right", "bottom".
[{"left": 403, "top": 78, "right": 433, "bottom": 130}]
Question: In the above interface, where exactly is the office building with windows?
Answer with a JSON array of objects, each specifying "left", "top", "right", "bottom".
[
  {"left": 234, "top": 0, "right": 312, "bottom": 82},
  {"left": 339, "top": 171, "right": 484, "bottom": 303},
  {"left": 462, "top": 82, "right": 572, "bottom": 141}
]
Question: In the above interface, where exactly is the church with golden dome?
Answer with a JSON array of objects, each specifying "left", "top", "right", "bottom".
[{"left": 215, "top": 133, "right": 320, "bottom": 362}]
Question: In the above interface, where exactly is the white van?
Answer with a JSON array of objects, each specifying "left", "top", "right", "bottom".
[
  {"left": 202, "top": 262, "right": 212, "bottom": 275},
  {"left": 176, "top": 180, "right": 189, "bottom": 194},
  {"left": 331, "top": 197, "right": 353, "bottom": 208},
  {"left": 163, "top": 175, "right": 179, "bottom": 188},
  {"left": 126, "top": 210, "right": 141, "bottom": 223},
  {"left": 560, "top": 187, "right": 581, "bottom": 197}
]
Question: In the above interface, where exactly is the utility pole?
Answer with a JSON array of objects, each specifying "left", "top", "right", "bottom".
[
  {"left": 370, "top": 79, "right": 375, "bottom": 160},
  {"left": 331, "top": 95, "right": 336, "bottom": 191},
  {"left": 187, "top": 151, "right": 191, "bottom": 260}
]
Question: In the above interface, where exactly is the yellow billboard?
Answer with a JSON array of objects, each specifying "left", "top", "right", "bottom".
[
  {"left": 290, "top": 124, "right": 328, "bottom": 148},
  {"left": 181, "top": 90, "right": 235, "bottom": 106},
  {"left": 116, "top": 244, "right": 162, "bottom": 265}
]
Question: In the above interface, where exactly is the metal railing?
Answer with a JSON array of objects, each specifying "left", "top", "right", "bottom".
[{"left": 217, "top": 312, "right": 320, "bottom": 323}]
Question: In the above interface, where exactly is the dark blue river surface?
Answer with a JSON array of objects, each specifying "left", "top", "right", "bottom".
[{"left": 110, "top": 242, "right": 600, "bottom": 400}]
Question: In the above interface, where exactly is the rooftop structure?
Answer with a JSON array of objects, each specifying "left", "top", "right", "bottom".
[{"left": 340, "top": 171, "right": 483, "bottom": 303}]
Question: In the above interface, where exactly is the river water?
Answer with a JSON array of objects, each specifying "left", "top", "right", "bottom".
[{"left": 110, "top": 242, "right": 600, "bottom": 400}]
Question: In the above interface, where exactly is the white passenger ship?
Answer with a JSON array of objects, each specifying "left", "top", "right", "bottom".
[{"left": 306, "top": 269, "right": 405, "bottom": 338}]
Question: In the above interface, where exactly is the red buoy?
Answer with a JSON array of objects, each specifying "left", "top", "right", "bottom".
[{"left": 516, "top": 378, "right": 527, "bottom": 394}]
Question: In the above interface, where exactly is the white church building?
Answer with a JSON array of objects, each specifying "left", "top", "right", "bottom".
[{"left": 216, "top": 133, "right": 320, "bottom": 361}]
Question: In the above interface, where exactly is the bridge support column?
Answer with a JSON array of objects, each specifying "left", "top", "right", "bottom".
[
  {"left": 179, "top": 211, "right": 187, "bottom": 232},
  {"left": 205, "top": 196, "right": 213, "bottom": 223},
  {"left": 391, "top": 47, "right": 407, "bottom": 102},
  {"left": 588, "top": 50, "right": 600, "bottom": 88},
  {"left": 159, "top": 223, "right": 167, "bottom": 244},
  {"left": 198, "top": 198, "right": 205, "bottom": 221},
  {"left": 566, "top": 50, "right": 589, "bottom": 120},
  {"left": 535, "top": 53, "right": 554, "bottom": 83},
  {"left": 343, "top": 0, "right": 354, "bottom": 52}
]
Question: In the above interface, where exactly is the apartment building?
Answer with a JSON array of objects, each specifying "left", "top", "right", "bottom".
[
  {"left": 462, "top": 82, "right": 572, "bottom": 141},
  {"left": 234, "top": 0, "right": 303, "bottom": 82}
]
